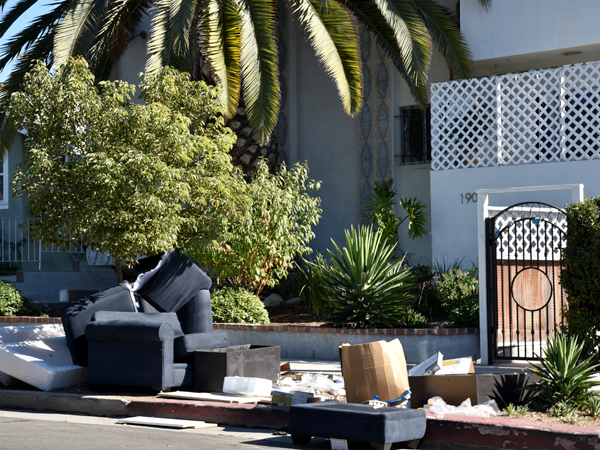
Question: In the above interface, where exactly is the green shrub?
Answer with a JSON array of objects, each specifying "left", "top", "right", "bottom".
[
  {"left": 187, "top": 160, "right": 321, "bottom": 295},
  {"left": 322, "top": 225, "right": 415, "bottom": 328},
  {"left": 436, "top": 268, "right": 479, "bottom": 327},
  {"left": 401, "top": 308, "right": 430, "bottom": 328},
  {"left": 410, "top": 264, "right": 443, "bottom": 318},
  {"left": 522, "top": 334, "right": 600, "bottom": 411},
  {"left": 294, "top": 253, "right": 333, "bottom": 316},
  {"left": 363, "top": 179, "right": 428, "bottom": 247},
  {"left": 561, "top": 196, "right": 600, "bottom": 360},
  {"left": 0, "top": 282, "right": 43, "bottom": 316},
  {"left": 211, "top": 288, "right": 270, "bottom": 324}
]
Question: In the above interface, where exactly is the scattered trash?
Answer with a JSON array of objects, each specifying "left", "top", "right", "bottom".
[
  {"left": 117, "top": 416, "right": 218, "bottom": 429},
  {"left": 157, "top": 391, "right": 264, "bottom": 404},
  {"left": 409, "top": 352, "right": 443, "bottom": 376},
  {"left": 435, "top": 357, "right": 475, "bottom": 375},
  {"left": 222, "top": 376, "right": 272, "bottom": 397},
  {"left": 423, "top": 396, "right": 500, "bottom": 418}
]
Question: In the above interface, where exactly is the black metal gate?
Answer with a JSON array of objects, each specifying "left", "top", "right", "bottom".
[{"left": 486, "top": 202, "right": 567, "bottom": 362}]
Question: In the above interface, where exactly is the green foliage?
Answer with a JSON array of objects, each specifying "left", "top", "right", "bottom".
[
  {"left": 410, "top": 264, "right": 444, "bottom": 319},
  {"left": 522, "top": 334, "right": 600, "bottom": 411},
  {"left": 186, "top": 159, "right": 321, "bottom": 295},
  {"left": 363, "top": 179, "right": 428, "bottom": 248},
  {"left": 502, "top": 403, "right": 529, "bottom": 416},
  {"left": 561, "top": 196, "right": 600, "bottom": 360},
  {"left": 322, "top": 225, "right": 415, "bottom": 328},
  {"left": 580, "top": 392, "right": 600, "bottom": 417},
  {"left": 0, "top": 282, "right": 44, "bottom": 316},
  {"left": 211, "top": 287, "right": 270, "bottom": 324},
  {"left": 436, "top": 268, "right": 479, "bottom": 327},
  {"left": 401, "top": 308, "right": 430, "bottom": 328},
  {"left": 295, "top": 253, "right": 333, "bottom": 316},
  {"left": 9, "top": 59, "right": 236, "bottom": 281}
]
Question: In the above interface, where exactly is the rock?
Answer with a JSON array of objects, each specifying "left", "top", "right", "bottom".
[
  {"left": 236, "top": 137, "right": 247, "bottom": 148},
  {"left": 228, "top": 120, "right": 241, "bottom": 131},
  {"left": 263, "top": 293, "right": 283, "bottom": 307},
  {"left": 283, "top": 297, "right": 302, "bottom": 306}
]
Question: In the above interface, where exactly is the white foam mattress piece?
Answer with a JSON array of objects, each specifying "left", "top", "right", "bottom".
[{"left": 0, "top": 325, "right": 86, "bottom": 391}]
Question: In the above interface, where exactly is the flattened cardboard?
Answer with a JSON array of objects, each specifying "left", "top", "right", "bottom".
[
  {"left": 339, "top": 339, "right": 409, "bottom": 404},
  {"left": 435, "top": 357, "right": 475, "bottom": 375}
]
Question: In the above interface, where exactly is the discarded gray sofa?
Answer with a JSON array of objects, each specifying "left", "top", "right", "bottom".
[{"left": 60, "top": 249, "right": 229, "bottom": 390}]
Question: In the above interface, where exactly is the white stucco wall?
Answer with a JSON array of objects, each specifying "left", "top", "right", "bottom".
[
  {"left": 288, "top": 22, "right": 360, "bottom": 254},
  {"left": 430, "top": 159, "right": 600, "bottom": 268},
  {"left": 391, "top": 45, "right": 454, "bottom": 264},
  {"left": 461, "top": 0, "right": 600, "bottom": 74}
]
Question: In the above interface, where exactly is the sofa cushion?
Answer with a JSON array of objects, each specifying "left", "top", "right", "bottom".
[
  {"left": 174, "top": 331, "right": 230, "bottom": 361},
  {"left": 91, "top": 311, "right": 184, "bottom": 338},
  {"left": 60, "top": 285, "right": 136, "bottom": 366},
  {"left": 176, "top": 290, "right": 214, "bottom": 335},
  {"left": 135, "top": 249, "right": 212, "bottom": 313}
]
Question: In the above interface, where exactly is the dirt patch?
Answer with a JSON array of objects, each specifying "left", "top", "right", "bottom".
[{"left": 266, "top": 302, "right": 327, "bottom": 327}]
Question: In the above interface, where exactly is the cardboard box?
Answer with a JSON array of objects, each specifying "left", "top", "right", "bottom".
[
  {"left": 271, "top": 390, "right": 314, "bottom": 406},
  {"left": 194, "top": 345, "right": 281, "bottom": 393},
  {"left": 339, "top": 339, "right": 409, "bottom": 404},
  {"left": 435, "top": 357, "right": 475, "bottom": 375},
  {"left": 408, "top": 352, "right": 443, "bottom": 376},
  {"left": 408, "top": 372, "right": 539, "bottom": 409}
]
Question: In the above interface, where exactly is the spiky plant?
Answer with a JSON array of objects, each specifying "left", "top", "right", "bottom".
[
  {"left": 323, "top": 225, "right": 415, "bottom": 328},
  {"left": 522, "top": 334, "right": 600, "bottom": 410}
]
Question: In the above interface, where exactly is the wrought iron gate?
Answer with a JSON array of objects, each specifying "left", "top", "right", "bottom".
[{"left": 486, "top": 202, "right": 567, "bottom": 362}]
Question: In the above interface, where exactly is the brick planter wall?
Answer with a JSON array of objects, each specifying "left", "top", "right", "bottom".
[{"left": 0, "top": 317, "right": 480, "bottom": 363}]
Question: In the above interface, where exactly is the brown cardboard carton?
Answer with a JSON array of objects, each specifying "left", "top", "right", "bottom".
[
  {"left": 435, "top": 357, "right": 475, "bottom": 375},
  {"left": 339, "top": 339, "right": 410, "bottom": 404}
]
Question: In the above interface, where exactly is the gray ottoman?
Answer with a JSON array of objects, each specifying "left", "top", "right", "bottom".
[{"left": 289, "top": 403, "right": 426, "bottom": 450}]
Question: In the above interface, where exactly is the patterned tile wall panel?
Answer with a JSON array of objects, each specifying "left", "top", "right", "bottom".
[{"left": 358, "top": 27, "right": 392, "bottom": 220}]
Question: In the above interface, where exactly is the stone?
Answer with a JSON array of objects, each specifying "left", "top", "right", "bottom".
[
  {"left": 241, "top": 127, "right": 253, "bottom": 137},
  {"left": 236, "top": 138, "right": 247, "bottom": 148},
  {"left": 263, "top": 293, "right": 283, "bottom": 307},
  {"left": 229, "top": 120, "right": 241, "bottom": 131},
  {"left": 248, "top": 145, "right": 259, "bottom": 155},
  {"left": 283, "top": 297, "right": 302, "bottom": 306},
  {"left": 240, "top": 153, "right": 253, "bottom": 166}
]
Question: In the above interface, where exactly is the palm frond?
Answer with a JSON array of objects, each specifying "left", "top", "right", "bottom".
[
  {"left": 0, "top": 0, "right": 39, "bottom": 38},
  {"left": 200, "top": 0, "right": 242, "bottom": 117},
  {"left": 293, "top": 0, "right": 362, "bottom": 115},
  {"left": 171, "top": 0, "right": 198, "bottom": 55},
  {"left": 146, "top": 0, "right": 176, "bottom": 74},
  {"left": 54, "top": 0, "right": 105, "bottom": 67},
  {"left": 345, "top": 0, "right": 427, "bottom": 106},
  {"left": 237, "top": 0, "right": 279, "bottom": 144},
  {"left": 0, "top": 31, "right": 55, "bottom": 156},
  {"left": 92, "top": 0, "right": 150, "bottom": 78},
  {"left": 410, "top": 0, "right": 472, "bottom": 80}
]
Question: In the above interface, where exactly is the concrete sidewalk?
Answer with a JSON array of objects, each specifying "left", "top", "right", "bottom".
[{"left": 1, "top": 359, "right": 599, "bottom": 449}]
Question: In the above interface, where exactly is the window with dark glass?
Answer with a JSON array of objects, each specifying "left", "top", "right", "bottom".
[{"left": 398, "top": 105, "right": 431, "bottom": 164}]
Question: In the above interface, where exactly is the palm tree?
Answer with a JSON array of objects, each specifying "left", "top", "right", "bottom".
[{"left": 0, "top": 0, "right": 491, "bottom": 156}]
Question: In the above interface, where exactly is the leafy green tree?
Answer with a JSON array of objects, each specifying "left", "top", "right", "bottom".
[
  {"left": 9, "top": 58, "right": 236, "bottom": 282},
  {"left": 0, "top": 0, "right": 490, "bottom": 154},
  {"left": 184, "top": 158, "right": 321, "bottom": 294}
]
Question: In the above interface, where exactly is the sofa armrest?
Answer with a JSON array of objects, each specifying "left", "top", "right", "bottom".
[{"left": 85, "top": 320, "right": 174, "bottom": 343}]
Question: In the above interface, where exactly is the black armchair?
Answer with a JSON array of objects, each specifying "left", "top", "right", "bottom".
[{"left": 61, "top": 249, "right": 229, "bottom": 390}]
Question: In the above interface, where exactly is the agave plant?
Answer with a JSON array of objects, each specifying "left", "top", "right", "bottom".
[
  {"left": 522, "top": 334, "right": 600, "bottom": 410},
  {"left": 322, "top": 225, "right": 415, "bottom": 328}
]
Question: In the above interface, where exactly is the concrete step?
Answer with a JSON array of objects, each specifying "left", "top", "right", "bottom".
[{"left": 14, "top": 263, "right": 117, "bottom": 303}]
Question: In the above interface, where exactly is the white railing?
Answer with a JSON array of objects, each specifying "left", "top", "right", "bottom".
[
  {"left": 0, "top": 217, "right": 85, "bottom": 270},
  {"left": 431, "top": 60, "right": 600, "bottom": 171}
]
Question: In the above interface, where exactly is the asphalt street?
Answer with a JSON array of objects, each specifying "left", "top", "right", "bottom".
[{"left": 0, "top": 409, "right": 333, "bottom": 450}]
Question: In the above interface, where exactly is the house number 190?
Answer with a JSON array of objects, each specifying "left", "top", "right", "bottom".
[{"left": 461, "top": 193, "right": 477, "bottom": 204}]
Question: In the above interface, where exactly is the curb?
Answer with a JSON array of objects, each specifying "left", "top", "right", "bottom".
[
  {"left": 3, "top": 389, "right": 600, "bottom": 449},
  {"left": 422, "top": 413, "right": 600, "bottom": 450}
]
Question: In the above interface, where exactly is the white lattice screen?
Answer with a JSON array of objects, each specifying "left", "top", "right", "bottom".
[{"left": 431, "top": 61, "right": 600, "bottom": 171}]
